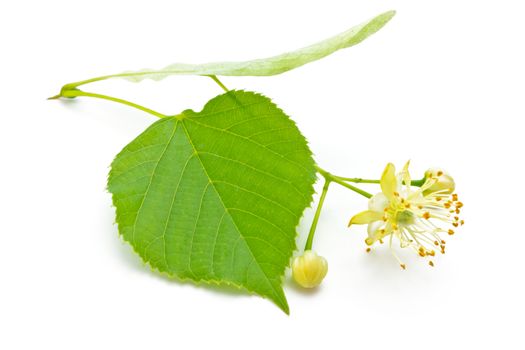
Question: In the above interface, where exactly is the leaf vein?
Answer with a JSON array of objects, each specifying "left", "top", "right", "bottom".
[{"left": 128, "top": 121, "right": 179, "bottom": 247}]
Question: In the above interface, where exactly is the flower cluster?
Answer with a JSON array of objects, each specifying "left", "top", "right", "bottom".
[{"left": 349, "top": 162, "right": 463, "bottom": 269}]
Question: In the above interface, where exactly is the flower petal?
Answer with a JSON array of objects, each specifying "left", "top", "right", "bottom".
[
  {"left": 401, "top": 160, "right": 412, "bottom": 192},
  {"left": 348, "top": 210, "right": 383, "bottom": 226},
  {"left": 368, "top": 192, "right": 389, "bottom": 212},
  {"left": 380, "top": 163, "right": 397, "bottom": 201},
  {"left": 367, "top": 220, "right": 384, "bottom": 237}
]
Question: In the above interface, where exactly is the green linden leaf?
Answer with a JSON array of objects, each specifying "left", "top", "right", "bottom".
[{"left": 108, "top": 91, "right": 316, "bottom": 314}]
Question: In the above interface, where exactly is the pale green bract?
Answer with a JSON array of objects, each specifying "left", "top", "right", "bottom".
[
  {"left": 108, "top": 91, "right": 316, "bottom": 313},
  {"left": 80, "top": 10, "right": 394, "bottom": 85}
]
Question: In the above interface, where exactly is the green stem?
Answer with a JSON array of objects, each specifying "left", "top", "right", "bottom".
[
  {"left": 50, "top": 75, "right": 230, "bottom": 118},
  {"left": 54, "top": 71, "right": 182, "bottom": 91},
  {"left": 57, "top": 72, "right": 230, "bottom": 92},
  {"left": 335, "top": 177, "right": 380, "bottom": 184},
  {"left": 330, "top": 174, "right": 426, "bottom": 187},
  {"left": 58, "top": 75, "right": 118, "bottom": 90},
  {"left": 51, "top": 89, "right": 167, "bottom": 119},
  {"left": 207, "top": 75, "right": 229, "bottom": 92},
  {"left": 331, "top": 179, "right": 373, "bottom": 198},
  {"left": 315, "top": 165, "right": 372, "bottom": 199},
  {"left": 304, "top": 179, "right": 330, "bottom": 251}
]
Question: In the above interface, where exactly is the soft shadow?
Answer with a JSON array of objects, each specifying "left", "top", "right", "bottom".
[
  {"left": 361, "top": 248, "right": 409, "bottom": 275},
  {"left": 351, "top": 246, "right": 437, "bottom": 293}
]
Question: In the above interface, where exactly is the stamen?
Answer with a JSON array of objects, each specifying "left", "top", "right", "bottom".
[{"left": 389, "top": 233, "right": 406, "bottom": 270}]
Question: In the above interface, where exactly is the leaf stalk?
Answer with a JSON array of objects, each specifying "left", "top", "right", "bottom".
[{"left": 49, "top": 88, "right": 167, "bottom": 119}]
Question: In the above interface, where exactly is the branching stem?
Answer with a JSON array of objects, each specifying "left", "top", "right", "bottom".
[
  {"left": 315, "top": 166, "right": 372, "bottom": 199},
  {"left": 49, "top": 75, "right": 230, "bottom": 119},
  {"left": 207, "top": 75, "right": 229, "bottom": 92}
]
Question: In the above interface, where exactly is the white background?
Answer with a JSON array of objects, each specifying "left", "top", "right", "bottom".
[{"left": 1, "top": 1, "right": 524, "bottom": 349}]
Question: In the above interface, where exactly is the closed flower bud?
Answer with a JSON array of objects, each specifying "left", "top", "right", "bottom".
[
  {"left": 292, "top": 250, "right": 328, "bottom": 288},
  {"left": 423, "top": 168, "right": 455, "bottom": 195}
]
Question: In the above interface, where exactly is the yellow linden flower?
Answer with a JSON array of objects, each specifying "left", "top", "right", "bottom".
[
  {"left": 292, "top": 250, "right": 328, "bottom": 288},
  {"left": 348, "top": 162, "right": 463, "bottom": 269}
]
